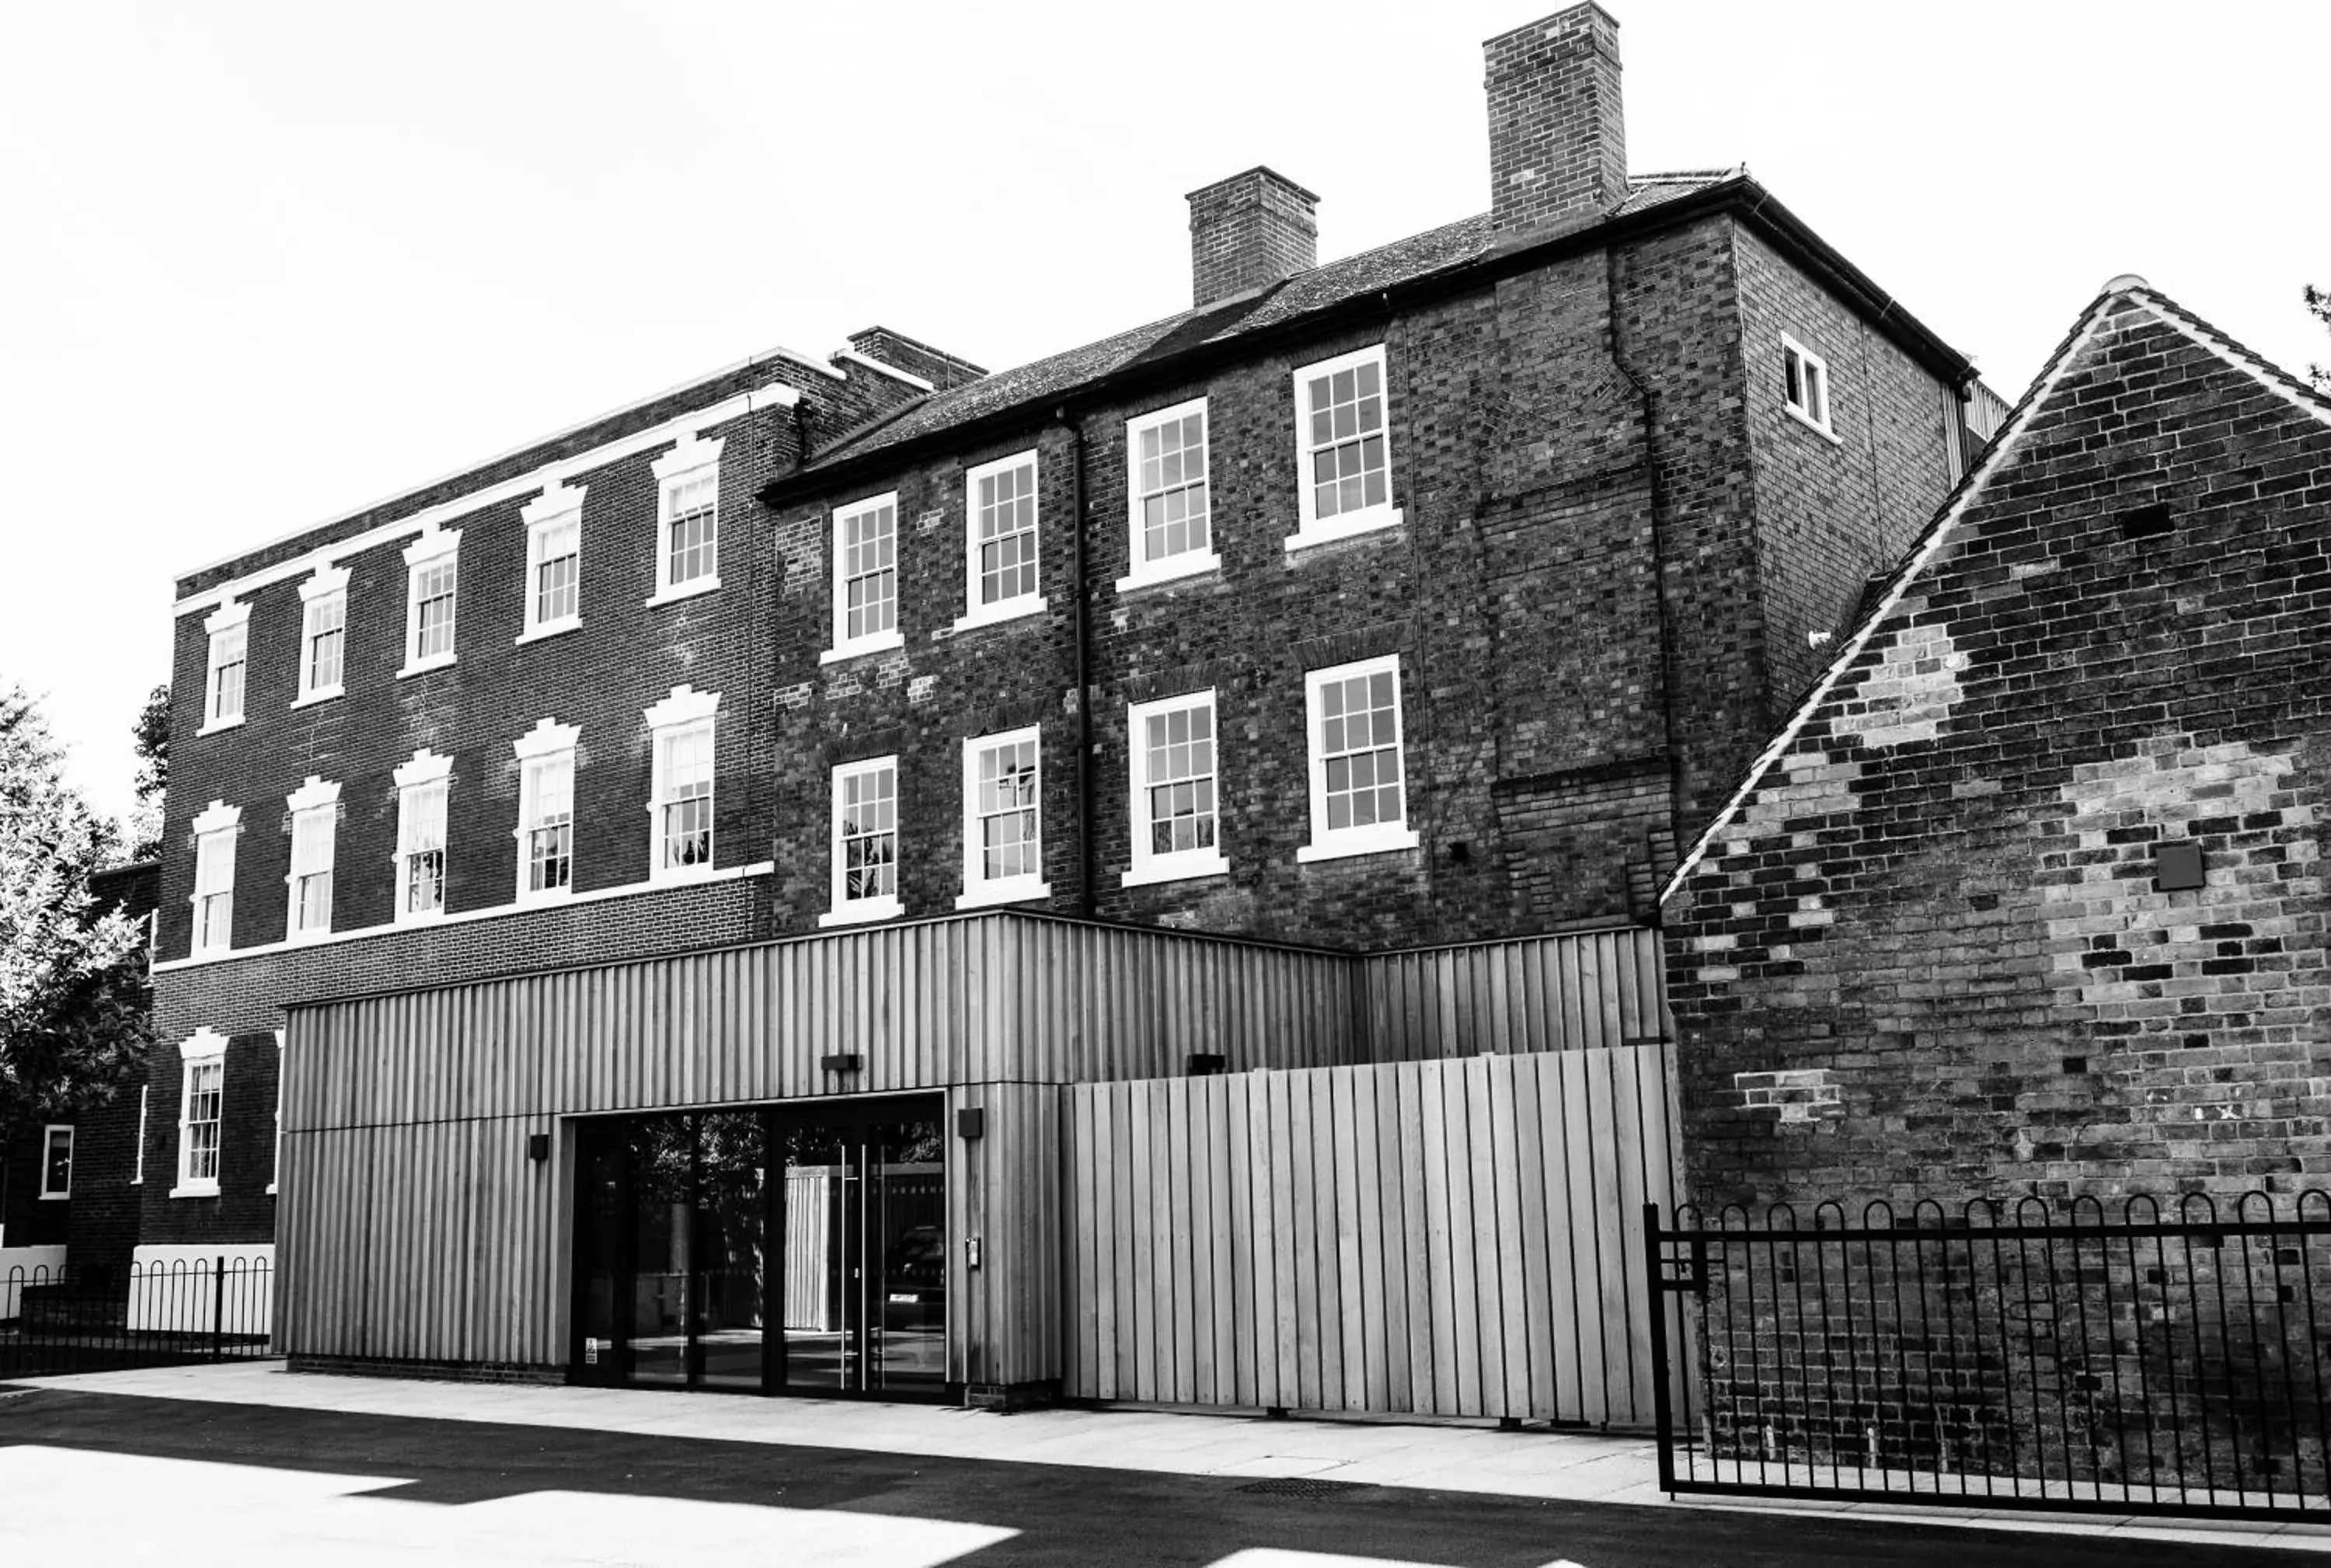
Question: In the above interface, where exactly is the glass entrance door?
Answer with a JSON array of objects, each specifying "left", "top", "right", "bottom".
[{"left": 571, "top": 1096, "right": 944, "bottom": 1397}]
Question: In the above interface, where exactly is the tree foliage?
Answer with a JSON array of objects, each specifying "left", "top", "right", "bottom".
[
  {"left": 0, "top": 686, "right": 151, "bottom": 1127},
  {"left": 2309, "top": 284, "right": 2330, "bottom": 394},
  {"left": 127, "top": 681, "right": 169, "bottom": 859}
]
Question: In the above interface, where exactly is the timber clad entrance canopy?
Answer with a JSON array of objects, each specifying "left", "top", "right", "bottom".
[{"left": 274, "top": 911, "right": 1671, "bottom": 1415}]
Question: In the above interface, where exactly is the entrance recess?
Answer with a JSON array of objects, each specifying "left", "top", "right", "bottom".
[{"left": 573, "top": 1096, "right": 946, "bottom": 1396}]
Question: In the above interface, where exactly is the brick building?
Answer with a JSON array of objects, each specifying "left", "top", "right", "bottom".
[
  {"left": 141, "top": 5, "right": 1996, "bottom": 1395},
  {"left": 1663, "top": 278, "right": 2331, "bottom": 1212}
]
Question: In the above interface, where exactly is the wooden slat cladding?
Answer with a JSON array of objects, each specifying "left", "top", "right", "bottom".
[
  {"left": 1063, "top": 1047, "right": 1681, "bottom": 1426},
  {"left": 1359, "top": 927, "right": 1666, "bottom": 1061},
  {"left": 286, "top": 915, "right": 1359, "bottom": 1135}
]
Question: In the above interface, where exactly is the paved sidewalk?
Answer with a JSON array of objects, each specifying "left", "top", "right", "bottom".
[{"left": 16, "top": 1360, "right": 2330, "bottom": 1552}]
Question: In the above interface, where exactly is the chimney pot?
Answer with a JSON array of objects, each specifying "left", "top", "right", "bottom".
[
  {"left": 1484, "top": 3, "right": 1627, "bottom": 235},
  {"left": 1186, "top": 166, "right": 1319, "bottom": 309}
]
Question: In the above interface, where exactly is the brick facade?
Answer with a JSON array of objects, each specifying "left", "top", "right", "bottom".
[{"left": 1665, "top": 283, "right": 2331, "bottom": 1213}]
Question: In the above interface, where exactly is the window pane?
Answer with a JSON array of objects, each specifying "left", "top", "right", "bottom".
[
  {"left": 1305, "top": 357, "right": 1389, "bottom": 521},
  {"left": 658, "top": 726, "right": 713, "bottom": 869},
  {"left": 413, "top": 558, "right": 458, "bottom": 660},
  {"left": 842, "top": 502, "right": 897, "bottom": 640},
  {"left": 840, "top": 764, "right": 898, "bottom": 902},
  {"left": 667, "top": 471, "right": 719, "bottom": 586},
  {"left": 976, "top": 462, "right": 1038, "bottom": 605},
  {"left": 535, "top": 518, "right": 580, "bottom": 625},
  {"left": 1315, "top": 667, "right": 1404, "bottom": 840},
  {"left": 306, "top": 595, "right": 345, "bottom": 692},
  {"left": 975, "top": 737, "right": 1040, "bottom": 883},
  {"left": 1134, "top": 409, "right": 1210, "bottom": 566}
]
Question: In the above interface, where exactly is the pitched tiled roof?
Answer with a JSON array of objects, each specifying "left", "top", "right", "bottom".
[{"left": 803, "top": 174, "right": 1734, "bottom": 472}]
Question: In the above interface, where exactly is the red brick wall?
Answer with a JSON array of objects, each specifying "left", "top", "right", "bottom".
[{"left": 1667, "top": 294, "right": 2331, "bottom": 1212}]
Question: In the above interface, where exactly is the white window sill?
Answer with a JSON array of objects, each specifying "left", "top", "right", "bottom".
[
  {"left": 396, "top": 652, "right": 458, "bottom": 680},
  {"left": 392, "top": 908, "right": 447, "bottom": 926},
  {"left": 955, "top": 876, "right": 1052, "bottom": 911},
  {"left": 1120, "top": 852, "right": 1231, "bottom": 889},
  {"left": 821, "top": 630, "right": 905, "bottom": 665},
  {"left": 514, "top": 884, "right": 574, "bottom": 908},
  {"left": 286, "top": 926, "right": 333, "bottom": 945},
  {"left": 169, "top": 1183, "right": 220, "bottom": 1200},
  {"left": 646, "top": 577, "right": 721, "bottom": 608},
  {"left": 1115, "top": 550, "right": 1222, "bottom": 594},
  {"left": 515, "top": 618, "right": 582, "bottom": 646},
  {"left": 37, "top": 1191, "right": 68, "bottom": 1201},
  {"left": 197, "top": 715, "right": 245, "bottom": 737},
  {"left": 1284, "top": 505, "right": 1405, "bottom": 554},
  {"left": 949, "top": 595, "right": 1049, "bottom": 635},
  {"left": 290, "top": 686, "right": 344, "bottom": 710},
  {"left": 649, "top": 862, "right": 722, "bottom": 888},
  {"left": 266, "top": 1183, "right": 277, "bottom": 1195},
  {"left": 1296, "top": 825, "right": 1421, "bottom": 864},
  {"left": 820, "top": 897, "right": 903, "bottom": 929},
  {"left": 191, "top": 943, "right": 233, "bottom": 960},
  {"left": 1784, "top": 403, "right": 1841, "bottom": 444}
]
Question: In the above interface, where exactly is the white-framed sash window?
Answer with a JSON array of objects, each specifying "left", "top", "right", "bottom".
[
  {"left": 954, "top": 451, "right": 1046, "bottom": 630},
  {"left": 399, "top": 528, "right": 461, "bottom": 676},
  {"left": 190, "top": 800, "right": 241, "bottom": 956},
  {"left": 172, "top": 1027, "right": 228, "bottom": 1199},
  {"left": 294, "top": 564, "right": 350, "bottom": 706},
  {"left": 957, "top": 725, "right": 1050, "bottom": 909},
  {"left": 284, "top": 775, "right": 340, "bottom": 940},
  {"left": 824, "top": 492, "right": 903, "bottom": 661},
  {"left": 648, "top": 434, "right": 723, "bottom": 605},
  {"left": 513, "top": 718, "right": 580, "bottom": 901},
  {"left": 1782, "top": 333, "right": 1837, "bottom": 438},
  {"left": 1124, "top": 689, "right": 1230, "bottom": 887},
  {"left": 519, "top": 481, "right": 585, "bottom": 642},
  {"left": 644, "top": 687, "right": 718, "bottom": 879},
  {"left": 1120, "top": 398, "right": 1218, "bottom": 588},
  {"left": 39, "top": 1124, "right": 71, "bottom": 1198},
  {"left": 200, "top": 599, "right": 250, "bottom": 733},
  {"left": 392, "top": 749, "right": 452, "bottom": 921},
  {"left": 1298, "top": 654, "right": 1419, "bottom": 862},
  {"left": 821, "top": 756, "right": 901, "bottom": 927}
]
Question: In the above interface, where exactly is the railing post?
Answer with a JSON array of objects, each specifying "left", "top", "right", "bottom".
[
  {"left": 211, "top": 1255, "right": 226, "bottom": 1359},
  {"left": 1644, "top": 1200, "right": 1677, "bottom": 1494}
]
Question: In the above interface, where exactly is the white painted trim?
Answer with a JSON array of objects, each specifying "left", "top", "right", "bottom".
[
  {"left": 190, "top": 800, "right": 241, "bottom": 835},
  {"left": 179, "top": 1026, "right": 229, "bottom": 1062},
  {"left": 1300, "top": 653, "right": 1416, "bottom": 862},
  {"left": 961, "top": 449, "right": 1042, "bottom": 625},
  {"left": 400, "top": 526, "right": 460, "bottom": 567},
  {"left": 172, "top": 381, "right": 797, "bottom": 619},
  {"left": 284, "top": 780, "right": 340, "bottom": 944},
  {"left": 1658, "top": 297, "right": 2123, "bottom": 908},
  {"left": 1781, "top": 333, "right": 1834, "bottom": 436},
  {"left": 268, "top": 1030, "right": 283, "bottom": 1195},
  {"left": 154, "top": 861, "right": 776, "bottom": 972},
  {"left": 396, "top": 651, "right": 458, "bottom": 679},
  {"left": 644, "top": 577, "right": 720, "bottom": 608},
  {"left": 1291, "top": 343, "right": 1397, "bottom": 543},
  {"left": 202, "top": 605, "right": 249, "bottom": 730},
  {"left": 203, "top": 598, "right": 251, "bottom": 634},
  {"left": 288, "top": 685, "right": 344, "bottom": 709},
  {"left": 295, "top": 573, "right": 348, "bottom": 704},
  {"left": 392, "top": 748, "right": 454, "bottom": 789},
  {"left": 827, "top": 491, "right": 903, "bottom": 660},
  {"left": 1124, "top": 688, "right": 1231, "bottom": 887},
  {"left": 196, "top": 716, "right": 246, "bottom": 738},
  {"left": 131, "top": 1084, "right": 148, "bottom": 1185},
  {"left": 37, "top": 1124, "right": 71, "bottom": 1199},
  {"left": 832, "top": 346, "right": 935, "bottom": 392},
  {"left": 644, "top": 685, "right": 720, "bottom": 730},
  {"left": 392, "top": 758, "right": 451, "bottom": 924},
  {"left": 398, "top": 527, "right": 462, "bottom": 677},
  {"left": 189, "top": 808, "right": 239, "bottom": 956},
  {"left": 1124, "top": 396, "right": 1217, "bottom": 586},
  {"left": 520, "top": 479, "right": 587, "bottom": 526},
  {"left": 645, "top": 690, "right": 719, "bottom": 882},
  {"left": 957, "top": 725, "right": 1051, "bottom": 909},
  {"left": 284, "top": 775, "right": 342, "bottom": 813},
  {"left": 521, "top": 483, "right": 584, "bottom": 639},
  {"left": 172, "top": 1033, "right": 227, "bottom": 1198},
  {"left": 298, "top": 563, "right": 350, "bottom": 602},
  {"left": 514, "top": 618, "right": 582, "bottom": 646},
  {"left": 827, "top": 755, "right": 901, "bottom": 925},
  {"left": 512, "top": 717, "right": 582, "bottom": 761},
  {"left": 819, "top": 896, "right": 903, "bottom": 929},
  {"left": 2132, "top": 291, "right": 2331, "bottom": 428}
]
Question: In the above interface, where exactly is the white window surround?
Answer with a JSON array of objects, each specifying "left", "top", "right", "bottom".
[
  {"left": 190, "top": 800, "right": 241, "bottom": 956},
  {"left": 199, "top": 598, "right": 252, "bottom": 735},
  {"left": 956, "top": 725, "right": 1051, "bottom": 910},
  {"left": 268, "top": 1030, "right": 284, "bottom": 1195},
  {"left": 644, "top": 685, "right": 719, "bottom": 881},
  {"left": 397, "top": 528, "right": 462, "bottom": 677},
  {"left": 517, "top": 481, "right": 586, "bottom": 643},
  {"left": 284, "top": 775, "right": 341, "bottom": 942},
  {"left": 1297, "top": 653, "right": 1420, "bottom": 863},
  {"left": 172, "top": 1027, "right": 228, "bottom": 1199},
  {"left": 513, "top": 718, "right": 581, "bottom": 904},
  {"left": 1287, "top": 343, "right": 1405, "bottom": 552},
  {"left": 391, "top": 749, "right": 453, "bottom": 924},
  {"left": 1122, "top": 689, "right": 1231, "bottom": 888},
  {"left": 823, "top": 491, "right": 906, "bottom": 663},
  {"left": 39, "top": 1124, "right": 71, "bottom": 1199},
  {"left": 1781, "top": 333, "right": 1838, "bottom": 441},
  {"left": 821, "top": 755, "right": 903, "bottom": 928},
  {"left": 646, "top": 433, "right": 724, "bottom": 606},
  {"left": 1119, "top": 397, "right": 1221, "bottom": 591},
  {"left": 953, "top": 451, "right": 1048, "bottom": 632},
  {"left": 131, "top": 1085, "right": 148, "bottom": 1185},
  {"left": 293, "top": 564, "right": 351, "bottom": 707}
]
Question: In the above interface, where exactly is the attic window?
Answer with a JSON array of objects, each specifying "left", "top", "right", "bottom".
[
  {"left": 1781, "top": 335, "right": 1836, "bottom": 440},
  {"left": 2120, "top": 504, "right": 2174, "bottom": 541}
]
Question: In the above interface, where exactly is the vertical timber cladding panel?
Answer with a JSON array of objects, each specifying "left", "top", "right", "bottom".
[
  {"left": 1361, "top": 928, "right": 1666, "bottom": 1060},
  {"left": 1060, "top": 1049, "right": 1678, "bottom": 1423},
  {"left": 946, "top": 1082, "right": 1061, "bottom": 1392}
]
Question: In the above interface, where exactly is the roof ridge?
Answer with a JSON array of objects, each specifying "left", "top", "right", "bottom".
[{"left": 2120, "top": 282, "right": 2331, "bottom": 428}]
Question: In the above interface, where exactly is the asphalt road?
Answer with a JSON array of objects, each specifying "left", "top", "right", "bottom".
[{"left": 0, "top": 1385, "right": 2291, "bottom": 1566}]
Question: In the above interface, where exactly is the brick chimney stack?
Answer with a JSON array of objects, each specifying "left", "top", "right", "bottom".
[
  {"left": 1485, "top": 4, "right": 1626, "bottom": 235},
  {"left": 1186, "top": 167, "right": 1319, "bottom": 309}
]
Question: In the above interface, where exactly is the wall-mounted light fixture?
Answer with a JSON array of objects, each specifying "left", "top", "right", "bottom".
[
  {"left": 527, "top": 1132, "right": 551, "bottom": 1163},
  {"left": 956, "top": 1107, "right": 985, "bottom": 1140},
  {"left": 821, "top": 1052, "right": 863, "bottom": 1075}
]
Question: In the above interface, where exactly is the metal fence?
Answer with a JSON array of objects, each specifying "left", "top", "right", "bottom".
[
  {"left": 1, "top": 1257, "right": 275, "bottom": 1379},
  {"left": 1646, "top": 1193, "right": 2331, "bottom": 1521}
]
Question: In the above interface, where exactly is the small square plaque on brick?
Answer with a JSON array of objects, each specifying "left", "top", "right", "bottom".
[{"left": 2155, "top": 839, "right": 2204, "bottom": 892}]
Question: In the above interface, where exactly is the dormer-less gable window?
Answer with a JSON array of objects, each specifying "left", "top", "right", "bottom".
[
  {"left": 294, "top": 564, "right": 350, "bottom": 706},
  {"left": 519, "top": 481, "right": 585, "bottom": 643},
  {"left": 1121, "top": 398, "right": 1218, "bottom": 588},
  {"left": 190, "top": 799, "right": 241, "bottom": 956},
  {"left": 645, "top": 685, "right": 719, "bottom": 880},
  {"left": 200, "top": 599, "right": 250, "bottom": 733},
  {"left": 953, "top": 451, "right": 1047, "bottom": 630},
  {"left": 392, "top": 749, "right": 453, "bottom": 922},
  {"left": 284, "top": 775, "right": 340, "bottom": 941},
  {"left": 1781, "top": 334, "right": 1836, "bottom": 440},
  {"left": 648, "top": 433, "right": 723, "bottom": 605},
  {"left": 1288, "top": 344, "right": 1404, "bottom": 551},
  {"left": 399, "top": 528, "right": 461, "bottom": 677}
]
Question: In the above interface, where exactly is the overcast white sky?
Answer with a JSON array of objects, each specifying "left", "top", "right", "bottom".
[{"left": 2, "top": 0, "right": 2323, "bottom": 834}]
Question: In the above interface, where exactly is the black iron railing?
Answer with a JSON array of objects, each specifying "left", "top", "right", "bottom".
[
  {"left": 1, "top": 1257, "right": 274, "bottom": 1378},
  {"left": 1646, "top": 1193, "right": 2331, "bottom": 1521}
]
